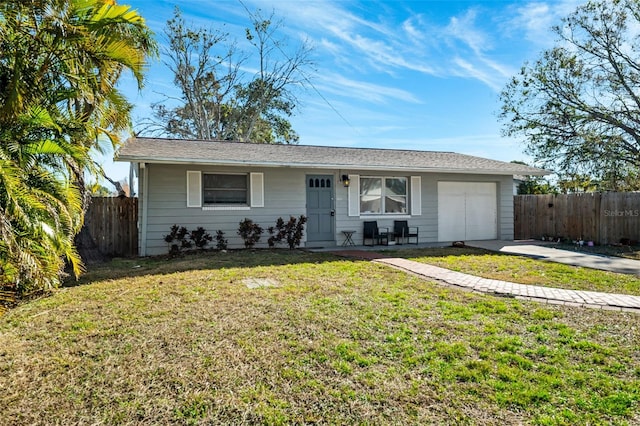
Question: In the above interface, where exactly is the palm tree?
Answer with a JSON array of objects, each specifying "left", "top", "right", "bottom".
[{"left": 0, "top": 0, "right": 157, "bottom": 301}]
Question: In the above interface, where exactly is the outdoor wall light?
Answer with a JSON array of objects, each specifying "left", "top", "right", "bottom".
[{"left": 341, "top": 174, "right": 350, "bottom": 187}]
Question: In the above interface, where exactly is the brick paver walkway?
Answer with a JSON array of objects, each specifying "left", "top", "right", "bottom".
[{"left": 332, "top": 250, "right": 640, "bottom": 313}]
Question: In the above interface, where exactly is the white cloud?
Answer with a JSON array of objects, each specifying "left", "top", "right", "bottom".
[
  {"left": 240, "top": 1, "right": 510, "bottom": 90},
  {"left": 444, "top": 8, "right": 492, "bottom": 55},
  {"left": 402, "top": 16, "right": 427, "bottom": 46},
  {"left": 437, "top": 7, "right": 519, "bottom": 91},
  {"left": 247, "top": 0, "right": 437, "bottom": 76},
  {"left": 317, "top": 72, "right": 422, "bottom": 104},
  {"left": 148, "top": 1, "right": 540, "bottom": 92},
  {"left": 505, "top": 1, "right": 585, "bottom": 46},
  {"left": 330, "top": 27, "right": 435, "bottom": 75},
  {"left": 452, "top": 57, "right": 503, "bottom": 91}
]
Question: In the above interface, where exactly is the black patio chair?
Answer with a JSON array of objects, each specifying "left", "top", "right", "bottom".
[
  {"left": 363, "top": 221, "right": 389, "bottom": 246},
  {"left": 393, "top": 220, "right": 418, "bottom": 245}
]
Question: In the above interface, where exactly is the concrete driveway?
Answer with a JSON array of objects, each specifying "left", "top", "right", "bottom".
[{"left": 467, "top": 240, "right": 640, "bottom": 276}]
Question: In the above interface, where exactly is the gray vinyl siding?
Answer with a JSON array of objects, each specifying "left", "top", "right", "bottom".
[
  {"left": 136, "top": 163, "right": 143, "bottom": 255},
  {"left": 497, "top": 175, "right": 515, "bottom": 240},
  {"left": 143, "top": 164, "right": 306, "bottom": 255},
  {"left": 139, "top": 164, "right": 516, "bottom": 255}
]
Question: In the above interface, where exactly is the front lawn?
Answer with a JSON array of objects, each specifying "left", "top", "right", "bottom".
[
  {"left": 389, "top": 247, "right": 640, "bottom": 296},
  {"left": 1, "top": 250, "right": 638, "bottom": 425}
]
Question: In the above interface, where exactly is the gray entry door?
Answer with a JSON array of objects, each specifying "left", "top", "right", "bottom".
[{"left": 306, "top": 175, "right": 335, "bottom": 242}]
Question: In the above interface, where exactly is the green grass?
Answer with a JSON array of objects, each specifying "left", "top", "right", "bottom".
[
  {"left": 388, "top": 247, "right": 640, "bottom": 296},
  {"left": 1, "top": 250, "right": 639, "bottom": 425}
]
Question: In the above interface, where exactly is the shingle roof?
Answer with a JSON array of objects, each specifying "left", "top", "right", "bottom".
[{"left": 117, "top": 137, "right": 549, "bottom": 176}]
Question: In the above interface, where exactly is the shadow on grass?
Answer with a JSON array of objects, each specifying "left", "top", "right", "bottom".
[
  {"left": 65, "top": 249, "right": 352, "bottom": 288},
  {"left": 66, "top": 245, "right": 567, "bottom": 289}
]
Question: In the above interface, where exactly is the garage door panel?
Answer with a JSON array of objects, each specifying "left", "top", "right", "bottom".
[
  {"left": 465, "top": 184, "right": 497, "bottom": 240},
  {"left": 438, "top": 192, "right": 465, "bottom": 241},
  {"left": 438, "top": 182, "right": 497, "bottom": 241},
  {"left": 465, "top": 201, "right": 497, "bottom": 239}
]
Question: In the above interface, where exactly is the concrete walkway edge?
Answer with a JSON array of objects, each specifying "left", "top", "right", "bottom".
[{"left": 466, "top": 240, "right": 640, "bottom": 276}]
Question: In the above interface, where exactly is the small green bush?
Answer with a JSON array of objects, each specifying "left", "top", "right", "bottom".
[
  {"left": 164, "top": 225, "right": 192, "bottom": 255},
  {"left": 215, "top": 230, "right": 228, "bottom": 250},
  {"left": 237, "top": 219, "right": 263, "bottom": 249},
  {"left": 267, "top": 215, "right": 307, "bottom": 249},
  {"left": 190, "top": 227, "right": 213, "bottom": 250},
  {"left": 164, "top": 225, "right": 212, "bottom": 255}
]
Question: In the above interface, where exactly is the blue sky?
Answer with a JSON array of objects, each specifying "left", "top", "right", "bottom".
[{"left": 106, "top": 0, "right": 584, "bottom": 182}]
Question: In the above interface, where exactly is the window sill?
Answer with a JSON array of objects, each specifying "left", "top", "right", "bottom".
[
  {"left": 359, "top": 214, "right": 411, "bottom": 219},
  {"left": 203, "top": 205, "right": 251, "bottom": 211}
]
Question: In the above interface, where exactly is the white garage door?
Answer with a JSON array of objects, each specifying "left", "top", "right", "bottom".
[{"left": 438, "top": 182, "right": 497, "bottom": 241}]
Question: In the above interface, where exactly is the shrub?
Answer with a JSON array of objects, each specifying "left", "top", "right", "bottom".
[
  {"left": 237, "top": 218, "right": 263, "bottom": 249},
  {"left": 164, "top": 225, "right": 192, "bottom": 255},
  {"left": 267, "top": 215, "right": 307, "bottom": 249},
  {"left": 215, "top": 230, "right": 228, "bottom": 251},
  {"left": 164, "top": 225, "right": 213, "bottom": 255},
  {"left": 190, "top": 227, "right": 213, "bottom": 250},
  {"left": 267, "top": 218, "right": 286, "bottom": 248}
]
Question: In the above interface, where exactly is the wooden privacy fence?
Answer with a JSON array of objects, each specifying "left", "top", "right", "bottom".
[
  {"left": 83, "top": 197, "right": 138, "bottom": 257},
  {"left": 514, "top": 193, "right": 640, "bottom": 244}
]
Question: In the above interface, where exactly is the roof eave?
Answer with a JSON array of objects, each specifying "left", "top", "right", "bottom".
[{"left": 117, "top": 155, "right": 549, "bottom": 176}]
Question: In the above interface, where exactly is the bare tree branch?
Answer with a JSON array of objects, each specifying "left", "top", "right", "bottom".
[{"left": 138, "top": 7, "right": 314, "bottom": 145}]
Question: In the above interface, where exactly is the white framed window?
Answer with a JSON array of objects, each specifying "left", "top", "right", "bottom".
[
  {"left": 203, "top": 173, "right": 248, "bottom": 205},
  {"left": 360, "top": 176, "right": 407, "bottom": 214},
  {"left": 186, "top": 171, "right": 264, "bottom": 209}
]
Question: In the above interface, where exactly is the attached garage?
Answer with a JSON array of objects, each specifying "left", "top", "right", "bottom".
[{"left": 438, "top": 181, "right": 497, "bottom": 241}]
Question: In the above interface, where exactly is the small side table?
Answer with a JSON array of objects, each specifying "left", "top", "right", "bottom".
[{"left": 341, "top": 230, "right": 356, "bottom": 246}]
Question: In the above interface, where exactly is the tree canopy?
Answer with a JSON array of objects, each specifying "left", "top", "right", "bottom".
[
  {"left": 143, "top": 8, "right": 314, "bottom": 144},
  {"left": 0, "top": 0, "right": 156, "bottom": 301},
  {"left": 499, "top": 0, "right": 640, "bottom": 190}
]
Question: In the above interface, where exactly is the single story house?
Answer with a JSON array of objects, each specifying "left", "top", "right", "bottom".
[{"left": 116, "top": 138, "right": 548, "bottom": 256}]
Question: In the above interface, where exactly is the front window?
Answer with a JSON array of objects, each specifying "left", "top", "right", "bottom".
[
  {"left": 360, "top": 177, "right": 407, "bottom": 214},
  {"left": 203, "top": 173, "right": 248, "bottom": 205},
  {"left": 385, "top": 177, "right": 407, "bottom": 213}
]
